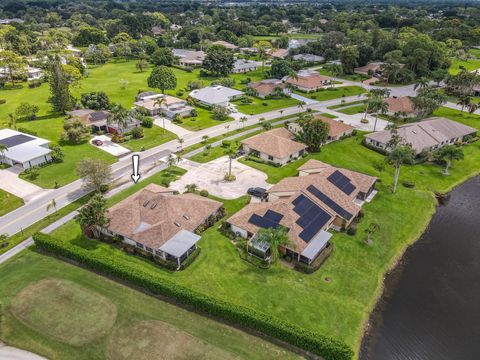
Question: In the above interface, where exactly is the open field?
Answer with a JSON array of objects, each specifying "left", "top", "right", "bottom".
[
  {"left": 0, "top": 189, "right": 24, "bottom": 216},
  {"left": 295, "top": 86, "right": 366, "bottom": 101},
  {"left": 46, "top": 103, "right": 480, "bottom": 354},
  {"left": 0, "top": 250, "right": 301, "bottom": 360},
  {"left": 448, "top": 57, "right": 480, "bottom": 74}
]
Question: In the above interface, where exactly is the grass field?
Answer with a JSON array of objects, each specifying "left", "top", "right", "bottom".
[
  {"left": 469, "top": 48, "right": 480, "bottom": 58},
  {"left": 0, "top": 250, "right": 300, "bottom": 360},
  {"left": 122, "top": 125, "right": 177, "bottom": 152},
  {"left": 337, "top": 104, "right": 366, "bottom": 115},
  {"left": 234, "top": 96, "right": 300, "bottom": 115},
  {"left": 448, "top": 57, "right": 480, "bottom": 74},
  {"left": 0, "top": 189, "right": 24, "bottom": 216},
  {"left": 296, "top": 86, "right": 366, "bottom": 101}
]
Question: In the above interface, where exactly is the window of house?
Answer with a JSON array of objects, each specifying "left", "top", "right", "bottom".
[
  {"left": 135, "top": 242, "right": 144, "bottom": 249},
  {"left": 145, "top": 246, "right": 153, "bottom": 253},
  {"left": 268, "top": 155, "right": 273, "bottom": 161}
]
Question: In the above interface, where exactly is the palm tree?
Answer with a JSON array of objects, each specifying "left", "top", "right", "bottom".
[
  {"left": 386, "top": 145, "right": 415, "bottom": 193},
  {"left": 467, "top": 102, "right": 479, "bottom": 114},
  {"left": 227, "top": 148, "right": 236, "bottom": 178},
  {"left": 178, "top": 137, "right": 184, "bottom": 150},
  {"left": 261, "top": 121, "right": 272, "bottom": 131},
  {"left": 297, "top": 101, "right": 305, "bottom": 114},
  {"left": 46, "top": 198, "right": 57, "bottom": 212},
  {"left": 107, "top": 104, "right": 129, "bottom": 134},
  {"left": 0, "top": 143, "right": 7, "bottom": 161},
  {"left": 75, "top": 194, "right": 109, "bottom": 239},
  {"left": 256, "top": 227, "right": 293, "bottom": 263},
  {"left": 185, "top": 183, "right": 198, "bottom": 193},
  {"left": 436, "top": 145, "right": 464, "bottom": 175},
  {"left": 364, "top": 223, "right": 380, "bottom": 245},
  {"left": 279, "top": 110, "right": 284, "bottom": 117},
  {"left": 239, "top": 116, "right": 248, "bottom": 128},
  {"left": 154, "top": 96, "right": 167, "bottom": 132},
  {"left": 166, "top": 154, "right": 176, "bottom": 174},
  {"left": 7, "top": 113, "right": 17, "bottom": 129},
  {"left": 371, "top": 98, "right": 389, "bottom": 132},
  {"left": 414, "top": 77, "right": 429, "bottom": 91},
  {"left": 201, "top": 135, "right": 209, "bottom": 144},
  {"left": 457, "top": 96, "right": 472, "bottom": 112}
]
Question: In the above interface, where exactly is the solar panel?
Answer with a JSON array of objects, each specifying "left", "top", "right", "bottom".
[
  {"left": 248, "top": 214, "right": 281, "bottom": 229},
  {"left": 264, "top": 210, "right": 283, "bottom": 223},
  {"left": 291, "top": 194, "right": 333, "bottom": 242},
  {"left": 0, "top": 134, "right": 34, "bottom": 148},
  {"left": 327, "top": 170, "right": 356, "bottom": 195},
  {"left": 307, "top": 185, "right": 353, "bottom": 220}
]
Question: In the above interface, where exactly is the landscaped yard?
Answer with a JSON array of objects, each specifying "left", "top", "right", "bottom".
[
  {"left": 318, "top": 68, "right": 370, "bottom": 82},
  {"left": 0, "top": 249, "right": 300, "bottom": 360},
  {"left": 122, "top": 125, "right": 177, "bottom": 152},
  {"left": 295, "top": 86, "right": 366, "bottom": 101},
  {"left": 337, "top": 104, "right": 366, "bottom": 115},
  {"left": 0, "top": 189, "right": 24, "bottom": 216},
  {"left": 234, "top": 96, "right": 300, "bottom": 115},
  {"left": 448, "top": 57, "right": 480, "bottom": 74}
]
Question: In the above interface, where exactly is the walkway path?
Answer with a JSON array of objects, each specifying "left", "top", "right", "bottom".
[
  {"left": 0, "top": 168, "right": 51, "bottom": 202},
  {"left": 290, "top": 92, "right": 319, "bottom": 105},
  {"left": 154, "top": 117, "right": 193, "bottom": 137},
  {"left": 0, "top": 342, "right": 47, "bottom": 360}
]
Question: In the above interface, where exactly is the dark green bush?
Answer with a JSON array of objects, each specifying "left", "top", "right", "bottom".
[
  {"left": 199, "top": 189, "right": 209, "bottom": 197},
  {"left": 33, "top": 232, "right": 353, "bottom": 360}
]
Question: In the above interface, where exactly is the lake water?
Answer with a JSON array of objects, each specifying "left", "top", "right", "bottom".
[{"left": 360, "top": 176, "right": 480, "bottom": 360}]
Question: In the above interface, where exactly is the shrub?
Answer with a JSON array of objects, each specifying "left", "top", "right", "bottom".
[
  {"left": 141, "top": 117, "right": 154, "bottom": 128},
  {"left": 28, "top": 81, "right": 42, "bottom": 88},
  {"left": 222, "top": 140, "right": 231, "bottom": 148},
  {"left": 180, "top": 247, "right": 201, "bottom": 270},
  {"left": 99, "top": 184, "right": 109, "bottom": 193},
  {"left": 176, "top": 90, "right": 184, "bottom": 97},
  {"left": 262, "top": 101, "right": 268, "bottom": 106},
  {"left": 17, "top": 127, "right": 37, "bottom": 136},
  {"left": 402, "top": 180, "right": 415, "bottom": 188},
  {"left": 129, "top": 127, "right": 144, "bottom": 139},
  {"left": 33, "top": 232, "right": 353, "bottom": 360},
  {"left": 199, "top": 189, "right": 209, "bottom": 197},
  {"left": 0, "top": 99, "right": 6, "bottom": 104},
  {"left": 346, "top": 224, "right": 357, "bottom": 236}
]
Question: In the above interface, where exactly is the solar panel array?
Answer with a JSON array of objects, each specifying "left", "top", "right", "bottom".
[
  {"left": 292, "top": 194, "right": 332, "bottom": 242},
  {"left": 0, "top": 134, "right": 34, "bottom": 148},
  {"left": 264, "top": 210, "right": 283, "bottom": 223},
  {"left": 327, "top": 170, "right": 356, "bottom": 195},
  {"left": 248, "top": 213, "right": 282, "bottom": 229},
  {"left": 307, "top": 185, "right": 353, "bottom": 220}
]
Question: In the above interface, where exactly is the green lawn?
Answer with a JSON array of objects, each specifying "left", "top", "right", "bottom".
[
  {"left": 337, "top": 104, "right": 366, "bottom": 115},
  {"left": 122, "top": 126, "right": 177, "bottom": 152},
  {"left": 328, "top": 100, "right": 365, "bottom": 110},
  {"left": 296, "top": 86, "right": 366, "bottom": 101},
  {"left": 448, "top": 57, "right": 480, "bottom": 75},
  {"left": 469, "top": 48, "right": 480, "bottom": 58},
  {"left": 318, "top": 69, "right": 370, "bottom": 82},
  {"left": 0, "top": 250, "right": 300, "bottom": 360},
  {"left": 234, "top": 96, "right": 300, "bottom": 115},
  {"left": 0, "top": 189, "right": 24, "bottom": 216}
]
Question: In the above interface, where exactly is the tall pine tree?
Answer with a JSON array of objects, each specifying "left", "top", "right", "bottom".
[{"left": 48, "top": 56, "right": 74, "bottom": 114}]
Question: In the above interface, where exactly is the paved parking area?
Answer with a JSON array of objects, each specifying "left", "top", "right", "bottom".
[
  {"left": 170, "top": 156, "right": 270, "bottom": 199},
  {"left": 0, "top": 168, "right": 50, "bottom": 202},
  {"left": 91, "top": 135, "right": 130, "bottom": 157}
]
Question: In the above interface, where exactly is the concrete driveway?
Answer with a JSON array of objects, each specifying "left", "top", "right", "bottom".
[
  {"left": 154, "top": 117, "right": 193, "bottom": 138},
  {"left": 170, "top": 156, "right": 270, "bottom": 199},
  {"left": 0, "top": 168, "right": 50, "bottom": 202},
  {"left": 0, "top": 343, "right": 46, "bottom": 360},
  {"left": 91, "top": 135, "right": 130, "bottom": 157}
]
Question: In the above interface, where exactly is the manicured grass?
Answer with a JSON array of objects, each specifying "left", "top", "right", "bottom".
[
  {"left": 0, "top": 189, "right": 24, "bottom": 216},
  {"left": 337, "top": 104, "right": 366, "bottom": 115},
  {"left": 0, "top": 250, "right": 300, "bottom": 360},
  {"left": 190, "top": 140, "right": 242, "bottom": 163},
  {"left": 469, "top": 48, "right": 480, "bottom": 58},
  {"left": 296, "top": 86, "right": 366, "bottom": 101},
  {"left": 328, "top": 100, "right": 365, "bottom": 110},
  {"left": 318, "top": 69, "right": 370, "bottom": 82},
  {"left": 234, "top": 96, "right": 300, "bottom": 115},
  {"left": 448, "top": 57, "right": 480, "bottom": 75},
  {"left": 122, "top": 125, "right": 177, "bottom": 152},
  {"left": 176, "top": 107, "right": 233, "bottom": 131}
]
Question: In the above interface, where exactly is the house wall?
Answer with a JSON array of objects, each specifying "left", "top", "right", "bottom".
[
  {"left": 230, "top": 224, "right": 248, "bottom": 238},
  {"left": 22, "top": 154, "right": 52, "bottom": 169}
]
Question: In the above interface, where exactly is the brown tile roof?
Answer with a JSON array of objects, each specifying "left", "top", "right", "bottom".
[
  {"left": 354, "top": 62, "right": 384, "bottom": 74},
  {"left": 212, "top": 40, "right": 238, "bottom": 49},
  {"left": 241, "top": 128, "right": 307, "bottom": 159},
  {"left": 285, "top": 73, "right": 331, "bottom": 90},
  {"left": 107, "top": 184, "right": 222, "bottom": 249},
  {"left": 274, "top": 159, "right": 377, "bottom": 201},
  {"left": 269, "top": 48, "right": 289, "bottom": 58},
  {"left": 248, "top": 79, "right": 285, "bottom": 97},
  {"left": 227, "top": 192, "right": 335, "bottom": 254},
  {"left": 385, "top": 97, "right": 415, "bottom": 114},
  {"left": 314, "top": 115, "right": 354, "bottom": 137}
]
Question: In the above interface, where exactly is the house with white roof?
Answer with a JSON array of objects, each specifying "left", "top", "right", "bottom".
[
  {"left": 134, "top": 93, "right": 194, "bottom": 118},
  {"left": 0, "top": 129, "right": 52, "bottom": 170},
  {"left": 231, "top": 59, "right": 262, "bottom": 73},
  {"left": 189, "top": 85, "right": 244, "bottom": 107}
]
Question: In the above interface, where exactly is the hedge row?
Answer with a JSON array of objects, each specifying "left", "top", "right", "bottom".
[{"left": 33, "top": 232, "right": 353, "bottom": 360}]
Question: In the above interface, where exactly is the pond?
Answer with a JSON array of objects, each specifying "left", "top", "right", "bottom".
[{"left": 360, "top": 176, "right": 480, "bottom": 360}]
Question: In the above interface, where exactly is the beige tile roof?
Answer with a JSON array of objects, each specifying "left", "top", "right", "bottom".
[
  {"left": 241, "top": 128, "right": 307, "bottom": 159},
  {"left": 285, "top": 73, "right": 331, "bottom": 90},
  {"left": 212, "top": 40, "right": 238, "bottom": 49},
  {"left": 227, "top": 191, "right": 335, "bottom": 254},
  {"left": 354, "top": 62, "right": 384, "bottom": 74},
  {"left": 269, "top": 48, "right": 289, "bottom": 58},
  {"left": 107, "top": 184, "right": 222, "bottom": 249},
  {"left": 248, "top": 79, "right": 285, "bottom": 97},
  {"left": 385, "top": 97, "right": 415, "bottom": 114},
  {"left": 314, "top": 115, "right": 354, "bottom": 137},
  {"left": 134, "top": 95, "right": 188, "bottom": 111},
  {"left": 365, "top": 117, "right": 478, "bottom": 154}
]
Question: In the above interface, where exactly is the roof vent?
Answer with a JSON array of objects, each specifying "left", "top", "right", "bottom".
[
  {"left": 412, "top": 130, "right": 417, "bottom": 134},
  {"left": 174, "top": 221, "right": 181, "bottom": 227},
  {"left": 183, "top": 214, "right": 190, "bottom": 220},
  {"left": 143, "top": 200, "right": 150, "bottom": 207},
  {"left": 150, "top": 202, "right": 157, "bottom": 209}
]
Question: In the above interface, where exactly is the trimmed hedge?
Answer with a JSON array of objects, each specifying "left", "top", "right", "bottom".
[{"left": 33, "top": 232, "right": 353, "bottom": 360}]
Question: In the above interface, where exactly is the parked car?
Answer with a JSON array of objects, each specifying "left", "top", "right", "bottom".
[
  {"left": 92, "top": 139, "right": 103, "bottom": 146},
  {"left": 247, "top": 187, "right": 267, "bottom": 198}
]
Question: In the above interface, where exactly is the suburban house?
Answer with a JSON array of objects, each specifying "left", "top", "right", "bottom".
[
  {"left": 227, "top": 159, "right": 376, "bottom": 264},
  {"left": 172, "top": 49, "right": 206, "bottom": 68},
  {"left": 67, "top": 109, "right": 140, "bottom": 134},
  {"left": 269, "top": 48, "right": 290, "bottom": 59},
  {"left": 247, "top": 79, "right": 286, "bottom": 98},
  {"left": 288, "top": 115, "right": 354, "bottom": 143},
  {"left": 241, "top": 128, "right": 307, "bottom": 165},
  {"left": 354, "top": 62, "right": 385, "bottom": 76},
  {"left": 189, "top": 85, "right": 244, "bottom": 107},
  {"left": 385, "top": 97, "right": 417, "bottom": 116},
  {"left": 0, "top": 129, "right": 52, "bottom": 170},
  {"left": 365, "top": 117, "right": 478, "bottom": 155},
  {"left": 134, "top": 93, "right": 194, "bottom": 118},
  {"left": 211, "top": 40, "right": 238, "bottom": 50},
  {"left": 103, "top": 184, "right": 224, "bottom": 269},
  {"left": 232, "top": 59, "right": 261, "bottom": 73},
  {"left": 288, "top": 39, "right": 315, "bottom": 49},
  {"left": 26, "top": 66, "right": 42, "bottom": 80},
  {"left": 292, "top": 54, "right": 324, "bottom": 63},
  {"left": 284, "top": 70, "right": 332, "bottom": 92}
]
